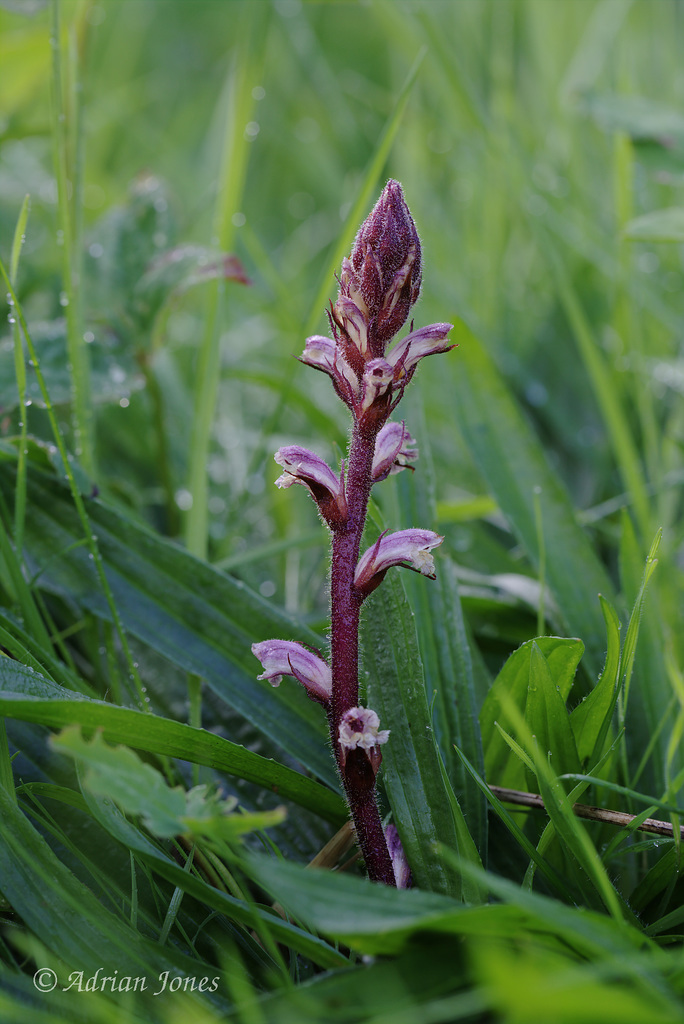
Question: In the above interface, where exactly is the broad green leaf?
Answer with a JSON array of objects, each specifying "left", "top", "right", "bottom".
[
  {"left": 450, "top": 320, "right": 614, "bottom": 679},
  {"left": 623, "top": 207, "right": 684, "bottom": 242},
  {"left": 0, "top": 661, "right": 345, "bottom": 824},
  {"left": 362, "top": 572, "right": 482, "bottom": 899},
  {"left": 246, "top": 851, "right": 650, "bottom": 960},
  {"left": 480, "top": 637, "right": 584, "bottom": 787},
  {"left": 0, "top": 456, "right": 337, "bottom": 789}
]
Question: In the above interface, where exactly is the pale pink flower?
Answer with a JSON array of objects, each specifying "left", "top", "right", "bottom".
[
  {"left": 386, "top": 323, "right": 455, "bottom": 380},
  {"left": 274, "top": 446, "right": 346, "bottom": 526},
  {"left": 359, "top": 357, "right": 394, "bottom": 413},
  {"left": 355, "top": 529, "right": 444, "bottom": 594},
  {"left": 372, "top": 421, "right": 418, "bottom": 482},
  {"left": 299, "top": 335, "right": 358, "bottom": 402},
  {"left": 338, "top": 706, "right": 390, "bottom": 770},
  {"left": 251, "top": 639, "right": 331, "bottom": 704}
]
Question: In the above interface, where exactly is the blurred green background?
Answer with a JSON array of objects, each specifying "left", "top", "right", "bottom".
[{"left": 2, "top": 0, "right": 684, "bottom": 658}]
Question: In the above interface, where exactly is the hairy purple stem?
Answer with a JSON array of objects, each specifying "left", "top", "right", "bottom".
[{"left": 330, "top": 420, "right": 395, "bottom": 886}]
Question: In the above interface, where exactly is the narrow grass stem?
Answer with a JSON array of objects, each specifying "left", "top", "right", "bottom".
[
  {"left": 51, "top": 0, "right": 93, "bottom": 476},
  {"left": 1, "top": 267, "right": 149, "bottom": 712}
]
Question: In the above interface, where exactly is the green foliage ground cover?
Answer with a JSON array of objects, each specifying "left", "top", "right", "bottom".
[{"left": 2, "top": 0, "right": 684, "bottom": 1020}]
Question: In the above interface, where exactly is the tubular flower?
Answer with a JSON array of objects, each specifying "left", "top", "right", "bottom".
[
  {"left": 355, "top": 529, "right": 444, "bottom": 595},
  {"left": 372, "top": 421, "right": 418, "bottom": 482},
  {"left": 356, "top": 324, "right": 454, "bottom": 422},
  {"left": 359, "top": 358, "right": 394, "bottom": 414},
  {"left": 251, "top": 639, "right": 332, "bottom": 705},
  {"left": 338, "top": 706, "right": 390, "bottom": 771},
  {"left": 386, "top": 323, "right": 455, "bottom": 381},
  {"left": 334, "top": 179, "right": 422, "bottom": 357},
  {"left": 274, "top": 445, "right": 347, "bottom": 527},
  {"left": 299, "top": 335, "right": 358, "bottom": 405}
]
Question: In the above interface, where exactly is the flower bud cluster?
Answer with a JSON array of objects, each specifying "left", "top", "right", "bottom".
[{"left": 251, "top": 181, "right": 454, "bottom": 886}]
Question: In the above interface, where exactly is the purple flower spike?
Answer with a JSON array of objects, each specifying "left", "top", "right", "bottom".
[
  {"left": 355, "top": 528, "right": 444, "bottom": 595},
  {"left": 384, "top": 824, "right": 412, "bottom": 889},
  {"left": 335, "top": 180, "right": 422, "bottom": 356},
  {"left": 372, "top": 421, "right": 418, "bottom": 482},
  {"left": 387, "top": 323, "right": 455, "bottom": 379},
  {"left": 275, "top": 445, "right": 347, "bottom": 528},
  {"left": 251, "top": 639, "right": 332, "bottom": 705}
]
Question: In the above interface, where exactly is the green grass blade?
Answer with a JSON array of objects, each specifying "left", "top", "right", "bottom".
[
  {"left": 450, "top": 318, "right": 614, "bottom": 680},
  {"left": 0, "top": 455, "right": 337, "bottom": 787},
  {"left": 0, "top": 663, "right": 344, "bottom": 824},
  {"left": 362, "top": 572, "right": 481, "bottom": 899},
  {"left": 185, "top": 7, "right": 268, "bottom": 558},
  {"left": 392, "top": 399, "right": 487, "bottom": 857}
]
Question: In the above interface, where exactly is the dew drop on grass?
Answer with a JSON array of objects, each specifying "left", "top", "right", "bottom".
[{"left": 59, "top": 292, "right": 69, "bottom": 307}]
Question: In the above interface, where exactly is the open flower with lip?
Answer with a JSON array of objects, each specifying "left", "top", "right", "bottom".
[
  {"left": 355, "top": 528, "right": 444, "bottom": 595},
  {"left": 372, "top": 421, "right": 418, "bottom": 482},
  {"left": 274, "top": 445, "right": 347, "bottom": 527},
  {"left": 251, "top": 639, "right": 332, "bottom": 705},
  {"left": 338, "top": 706, "right": 390, "bottom": 771},
  {"left": 359, "top": 357, "right": 395, "bottom": 414}
]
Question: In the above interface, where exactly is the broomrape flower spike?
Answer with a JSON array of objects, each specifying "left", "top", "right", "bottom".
[{"left": 252, "top": 180, "right": 454, "bottom": 886}]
